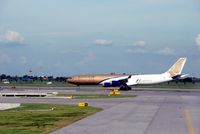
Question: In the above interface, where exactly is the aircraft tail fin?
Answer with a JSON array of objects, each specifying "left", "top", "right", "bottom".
[{"left": 166, "top": 57, "right": 187, "bottom": 78}]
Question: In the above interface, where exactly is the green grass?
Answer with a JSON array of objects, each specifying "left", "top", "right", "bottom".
[
  {"left": 1, "top": 81, "right": 200, "bottom": 89},
  {"left": 58, "top": 94, "right": 137, "bottom": 99},
  {"left": 0, "top": 104, "right": 102, "bottom": 134},
  {"left": 132, "top": 82, "right": 200, "bottom": 89},
  {"left": 0, "top": 81, "right": 74, "bottom": 87}
]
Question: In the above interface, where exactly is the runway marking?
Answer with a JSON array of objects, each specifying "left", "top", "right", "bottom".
[{"left": 184, "top": 110, "right": 196, "bottom": 134}]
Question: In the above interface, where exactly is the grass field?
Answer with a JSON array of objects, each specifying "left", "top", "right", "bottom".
[
  {"left": 0, "top": 104, "right": 102, "bottom": 134},
  {"left": 58, "top": 94, "right": 137, "bottom": 99},
  {"left": 0, "top": 81, "right": 72, "bottom": 87},
  {"left": 132, "top": 82, "right": 200, "bottom": 89},
  {"left": 0, "top": 81, "right": 200, "bottom": 89}
]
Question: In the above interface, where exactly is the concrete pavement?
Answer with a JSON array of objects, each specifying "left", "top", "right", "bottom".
[
  {"left": 0, "top": 88, "right": 200, "bottom": 134},
  {"left": 51, "top": 94, "right": 198, "bottom": 134}
]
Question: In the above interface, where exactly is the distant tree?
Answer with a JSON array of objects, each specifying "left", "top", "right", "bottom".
[
  {"left": 0, "top": 74, "right": 7, "bottom": 81},
  {"left": 6, "top": 75, "right": 11, "bottom": 81},
  {"left": 33, "top": 76, "right": 38, "bottom": 82},
  {"left": 48, "top": 76, "right": 54, "bottom": 81},
  {"left": 39, "top": 76, "right": 43, "bottom": 82}
]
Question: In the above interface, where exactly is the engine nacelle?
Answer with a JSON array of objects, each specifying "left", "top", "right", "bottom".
[
  {"left": 103, "top": 81, "right": 122, "bottom": 87},
  {"left": 103, "top": 82, "right": 111, "bottom": 87}
]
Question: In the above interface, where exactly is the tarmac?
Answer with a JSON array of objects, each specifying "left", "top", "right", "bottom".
[
  {"left": 0, "top": 103, "right": 20, "bottom": 110},
  {"left": 0, "top": 86, "right": 200, "bottom": 134}
]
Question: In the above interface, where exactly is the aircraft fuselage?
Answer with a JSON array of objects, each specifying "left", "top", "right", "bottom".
[{"left": 67, "top": 74, "right": 131, "bottom": 85}]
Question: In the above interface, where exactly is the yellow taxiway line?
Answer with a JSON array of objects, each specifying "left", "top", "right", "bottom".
[{"left": 184, "top": 110, "right": 196, "bottom": 134}]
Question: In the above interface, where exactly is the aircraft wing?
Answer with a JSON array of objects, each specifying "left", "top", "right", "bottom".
[{"left": 99, "top": 75, "right": 131, "bottom": 87}]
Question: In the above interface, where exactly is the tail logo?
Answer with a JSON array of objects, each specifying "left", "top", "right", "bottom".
[{"left": 167, "top": 57, "right": 187, "bottom": 77}]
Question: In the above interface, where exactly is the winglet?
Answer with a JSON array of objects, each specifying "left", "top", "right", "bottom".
[{"left": 167, "top": 57, "right": 187, "bottom": 78}]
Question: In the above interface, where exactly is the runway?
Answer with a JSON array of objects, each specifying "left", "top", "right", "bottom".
[
  {"left": 50, "top": 91, "right": 200, "bottom": 134},
  {"left": 0, "top": 87, "right": 200, "bottom": 134}
]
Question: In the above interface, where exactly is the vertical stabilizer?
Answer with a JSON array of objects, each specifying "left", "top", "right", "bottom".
[{"left": 167, "top": 57, "right": 187, "bottom": 78}]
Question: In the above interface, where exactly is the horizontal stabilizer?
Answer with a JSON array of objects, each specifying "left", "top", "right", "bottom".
[{"left": 179, "top": 74, "right": 189, "bottom": 79}]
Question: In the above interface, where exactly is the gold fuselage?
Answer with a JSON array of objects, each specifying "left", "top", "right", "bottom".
[{"left": 67, "top": 74, "right": 130, "bottom": 85}]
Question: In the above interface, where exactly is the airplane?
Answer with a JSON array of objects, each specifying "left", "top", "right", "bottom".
[{"left": 67, "top": 57, "right": 187, "bottom": 90}]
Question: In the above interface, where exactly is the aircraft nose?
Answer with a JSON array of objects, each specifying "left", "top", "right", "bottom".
[{"left": 67, "top": 77, "right": 73, "bottom": 83}]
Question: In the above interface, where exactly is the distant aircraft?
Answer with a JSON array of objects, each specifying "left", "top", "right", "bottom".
[{"left": 67, "top": 57, "right": 187, "bottom": 90}]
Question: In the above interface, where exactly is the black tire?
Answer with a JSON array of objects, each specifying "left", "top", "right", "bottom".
[{"left": 119, "top": 85, "right": 131, "bottom": 91}]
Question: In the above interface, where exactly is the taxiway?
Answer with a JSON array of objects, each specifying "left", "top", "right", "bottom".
[{"left": 0, "top": 87, "right": 200, "bottom": 134}]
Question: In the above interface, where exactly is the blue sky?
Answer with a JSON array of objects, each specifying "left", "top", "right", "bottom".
[{"left": 0, "top": 0, "right": 200, "bottom": 76}]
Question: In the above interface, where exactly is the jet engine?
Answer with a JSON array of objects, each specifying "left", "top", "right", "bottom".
[{"left": 103, "top": 81, "right": 123, "bottom": 87}]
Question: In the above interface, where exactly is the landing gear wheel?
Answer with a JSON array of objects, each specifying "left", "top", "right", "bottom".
[{"left": 119, "top": 85, "right": 131, "bottom": 91}]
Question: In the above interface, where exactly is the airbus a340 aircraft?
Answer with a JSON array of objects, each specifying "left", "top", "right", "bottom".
[{"left": 67, "top": 57, "right": 187, "bottom": 90}]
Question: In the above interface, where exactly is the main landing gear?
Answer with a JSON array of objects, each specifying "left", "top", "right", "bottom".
[{"left": 119, "top": 85, "right": 132, "bottom": 91}]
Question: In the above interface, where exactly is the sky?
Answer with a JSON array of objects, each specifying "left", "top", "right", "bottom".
[{"left": 0, "top": 0, "right": 200, "bottom": 77}]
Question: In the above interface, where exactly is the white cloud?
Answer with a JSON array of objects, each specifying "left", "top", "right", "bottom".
[
  {"left": 159, "top": 47, "right": 175, "bottom": 55},
  {"left": 195, "top": 34, "right": 200, "bottom": 48},
  {"left": 0, "top": 53, "right": 11, "bottom": 64},
  {"left": 131, "top": 40, "right": 146, "bottom": 47},
  {"left": 0, "top": 31, "right": 24, "bottom": 44},
  {"left": 127, "top": 47, "right": 176, "bottom": 55},
  {"left": 94, "top": 39, "right": 112, "bottom": 46}
]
